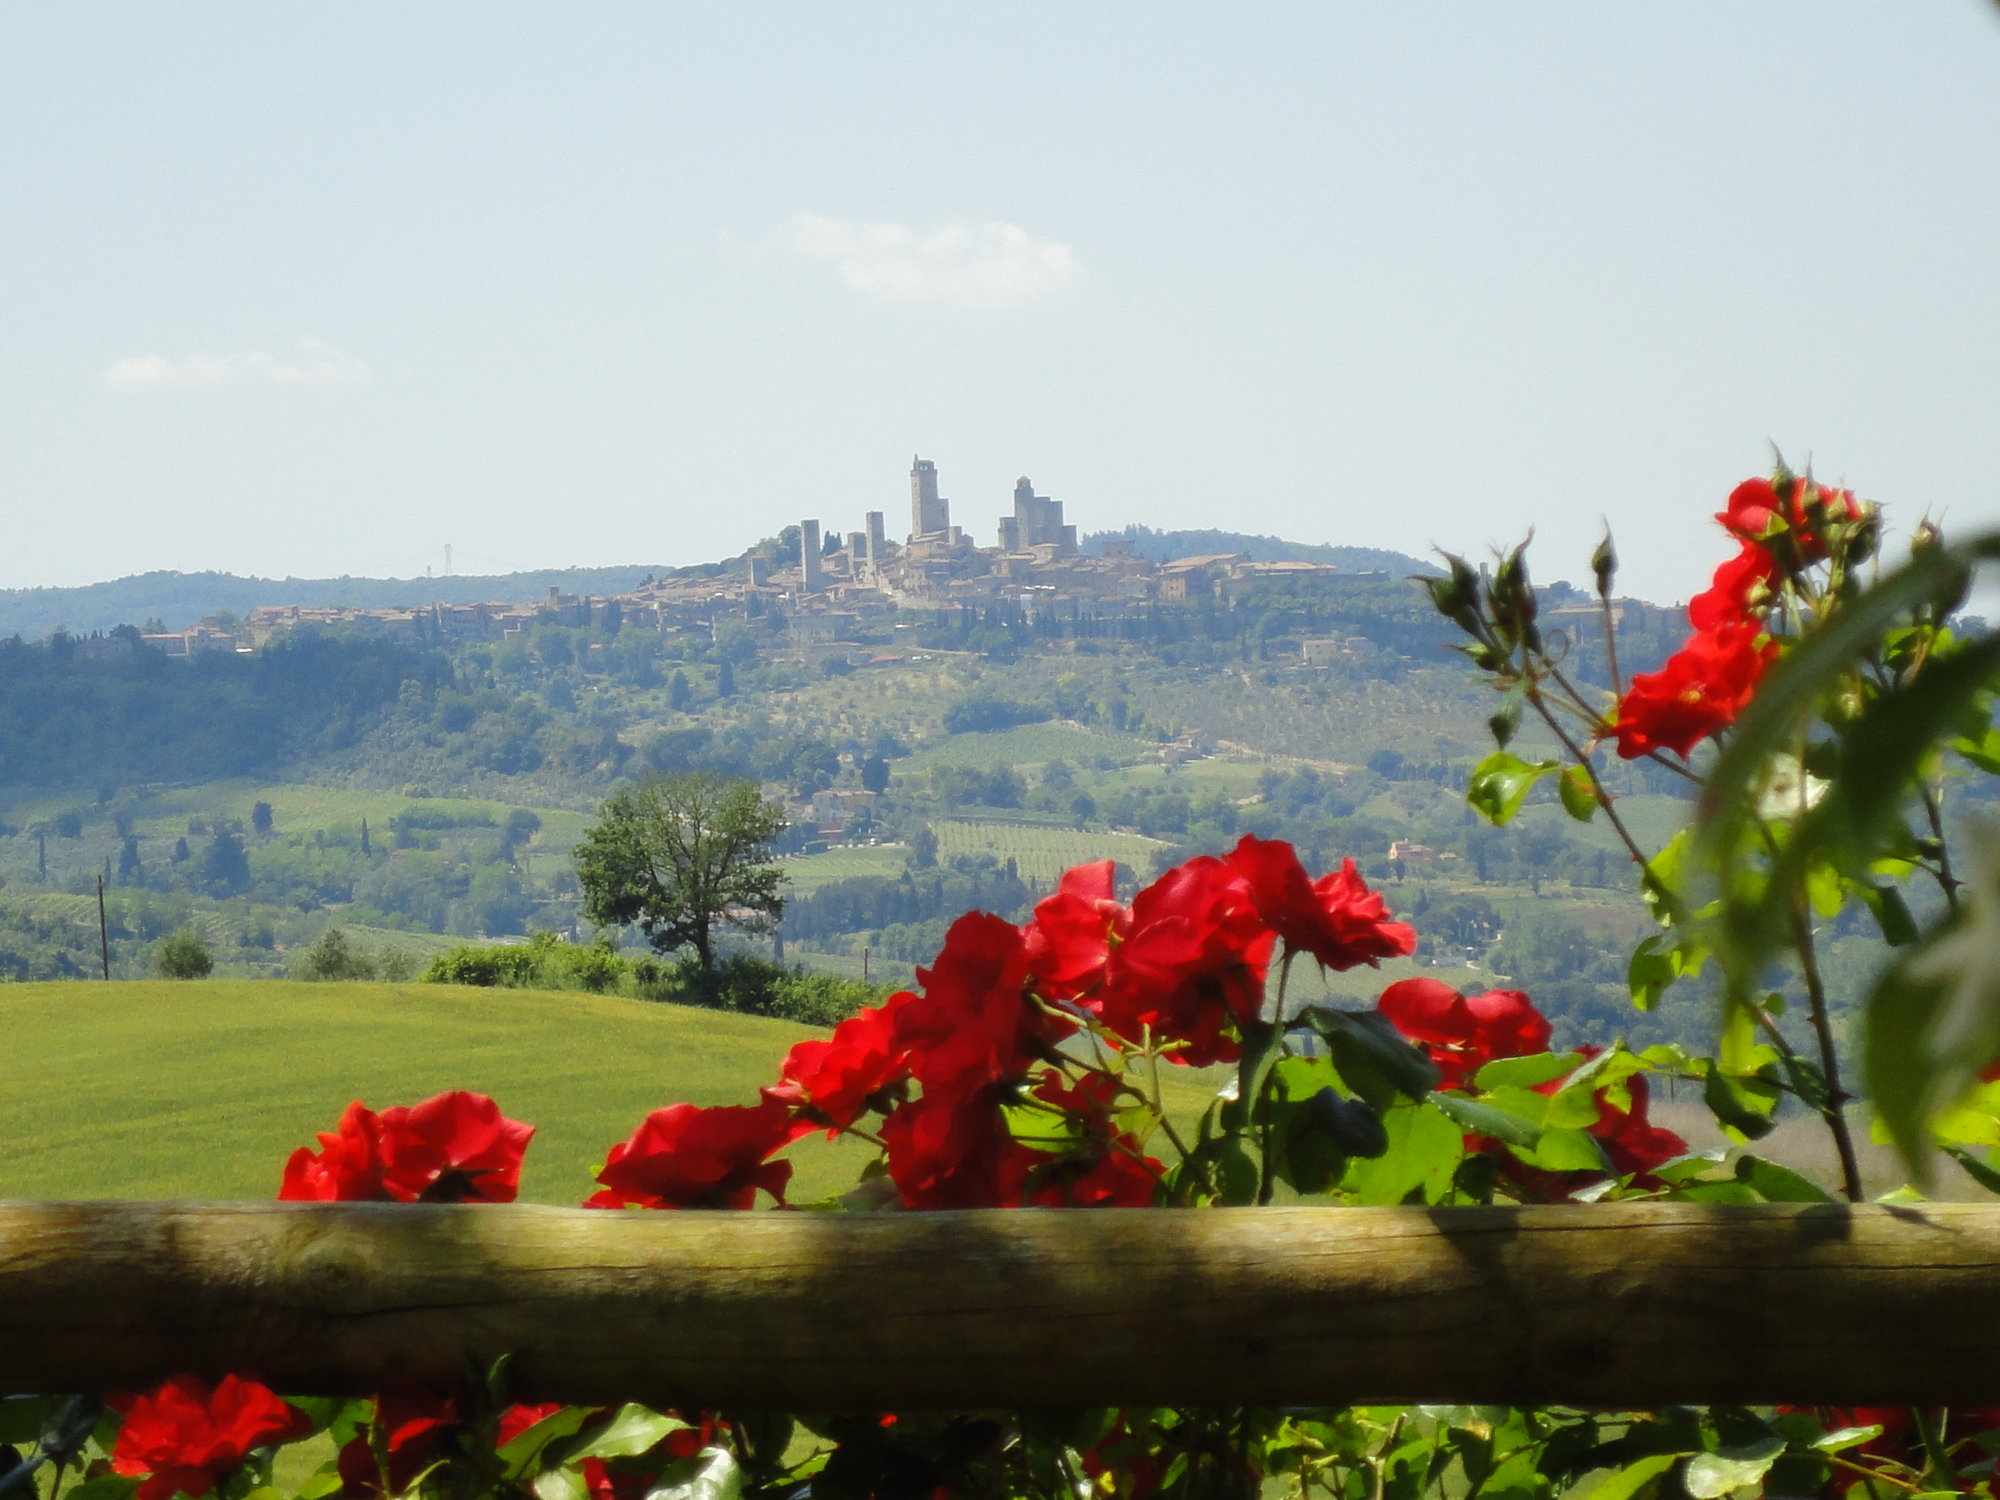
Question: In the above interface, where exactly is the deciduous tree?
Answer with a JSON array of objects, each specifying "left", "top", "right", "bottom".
[{"left": 573, "top": 773, "right": 784, "bottom": 971}]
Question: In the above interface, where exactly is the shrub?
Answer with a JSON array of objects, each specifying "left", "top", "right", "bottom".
[
  {"left": 294, "top": 927, "right": 375, "bottom": 982},
  {"left": 631, "top": 951, "right": 880, "bottom": 1024},
  {"left": 153, "top": 928, "right": 214, "bottom": 980},
  {"left": 418, "top": 932, "right": 629, "bottom": 993}
]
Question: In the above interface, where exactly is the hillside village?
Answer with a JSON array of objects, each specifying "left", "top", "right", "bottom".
[{"left": 138, "top": 457, "right": 1406, "bottom": 666}]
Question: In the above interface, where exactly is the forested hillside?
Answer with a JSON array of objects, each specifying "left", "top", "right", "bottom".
[{"left": 0, "top": 558, "right": 1904, "bottom": 1059}]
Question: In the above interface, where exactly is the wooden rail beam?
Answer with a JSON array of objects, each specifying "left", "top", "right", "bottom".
[{"left": 1, "top": 1200, "right": 1996, "bottom": 1410}]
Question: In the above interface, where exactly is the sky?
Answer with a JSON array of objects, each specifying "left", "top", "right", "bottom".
[{"left": 3, "top": 4, "right": 1998, "bottom": 603}]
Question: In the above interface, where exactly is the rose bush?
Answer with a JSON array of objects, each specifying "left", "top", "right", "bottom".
[{"left": 14, "top": 469, "right": 2000, "bottom": 1499}]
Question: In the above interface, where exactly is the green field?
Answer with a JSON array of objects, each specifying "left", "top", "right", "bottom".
[
  {"left": 0, "top": 978, "right": 1227, "bottom": 1207},
  {"left": 933, "top": 819, "right": 1166, "bottom": 884},
  {"left": 0, "top": 980, "right": 870, "bottom": 1205},
  {"left": 776, "top": 843, "right": 908, "bottom": 892}
]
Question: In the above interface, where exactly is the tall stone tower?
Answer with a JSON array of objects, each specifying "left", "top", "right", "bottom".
[
  {"left": 910, "top": 456, "right": 949, "bottom": 541},
  {"left": 799, "top": 519, "right": 823, "bottom": 592}
]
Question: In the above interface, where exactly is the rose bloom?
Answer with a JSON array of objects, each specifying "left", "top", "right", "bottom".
[
  {"left": 587, "top": 1098, "right": 795, "bottom": 1210},
  {"left": 1224, "top": 836, "right": 1417, "bottom": 973},
  {"left": 1608, "top": 620, "right": 1776, "bottom": 760},
  {"left": 111, "top": 1374, "right": 309, "bottom": 1500},
  {"left": 764, "top": 998, "right": 911, "bottom": 1132},
  {"left": 1377, "top": 977, "right": 1551, "bottom": 1089},
  {"left": 279, "top": 1091, "right": 534, "bottom": 1204},
  {"left": 1022, "top": 856, "right": 1275, "bottom": 1067},
  {"left": 1718, "top": 474, "right": 1862, "bottom": 560}
]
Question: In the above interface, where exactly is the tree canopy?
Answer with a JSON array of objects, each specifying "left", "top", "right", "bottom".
[{"left": 573, "top": 773, "right": 785, "bottom": 969}]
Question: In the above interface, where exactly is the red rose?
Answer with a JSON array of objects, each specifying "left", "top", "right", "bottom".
[
  {"left": 279, "top": 1099, "right": 386, "bottom": 1201},
  {"left": 111, "top": 1374, "right": 309, "bottom": 1500},
  {"left": 1718, "top": 474, "right": 1862, "bottom": 561},
  {"left": 1023, "top": 1076, "right": 1163, "bottom": 1209},
  {"left": 1688, "top": 542, "right": 1778, "bottom": 632},
  {"left": 588, "top": 1099, "right": 795, "bottom": 1210},
  {"left": 1608, "top": 619, "right": 1775, "bottom": 760},
  {"left": 1377, "top": 978, "right": 1552, "bottom": 1089},
  {"left": 280, "top": 1092, "right": 533, "bottom": 1204},
  {"left": 376, "top": 1091, "right": 535, "bottom": 1203},
  {"left": 1094, "top": 856, "right": 1275, "bottom": 1067},
  {"left": 880, "top": 1088, "right": 1024, "bottom": 1209},
  {"left": 895, "top": 911, "right": 1070, "bottom": 1105},
  {"left": 1224, "top": 837, "right": 1417, "bottom": 973},
  {"left": 1586, "top": 1072, "right": 1686, "bottom": 1179},
  {"left": 765, "top": 998, "right": 911, "bottom": 1131},
  {"left": 1022, "top": 860, "right": 1126, "bottom": 1000}
]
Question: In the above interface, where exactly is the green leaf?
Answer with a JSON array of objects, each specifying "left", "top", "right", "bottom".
[
  {"left": 0, "top": 1396, "right": 56, "bottom": 1445},
  {"left": 1954, "top": 723, "right": 2000, "bottom": 775},
  {"left": 1581, "top": 1453, "right": 1679, "bottom": 1500},
  {"left": 1629, "top": 933, "right": 1705, "bottom": 1012},
  {"left": 1864, "top": 841, "right": 2000, "bottom": 1186},
  {"left": 1702, "top": 1065, "right": 1780, "bottom": 1141},
  {"left": 497, "top": 1407, "right": 593, "bottom": 1475},
  {"left": 1490, "top": 685, "right": 1526, "bottom": 750},
  {"left": 1859, "top": 882, "right": 1919, "bottom": 947},
  {"left": 1429, "top": 1090, "right": 1541, "bottom": 1148},
  {"left": 570, "top": 1405, "right": 688, "bottom": 1461},
  {"left": 1733, "top": 1153, "right": 1838, "bottom": 1203},
  {"left": 1700, "top": 567, "right": 2000, "bottom": 1011},
  {"left": 1474, "top": 1052, "right": 1580, "bottom": 1091},
  {"left": 1345, "top": 1098, "right": 1466, "bottom": 1205},
  {"left": 1559, "top": 764, "right": 1600, "bottom": 822},
  {"left": 1225, "top": 1020, "right": 1285, "bottom": 1134},
  {"left": 1295, "top": 1007, "right": 1442, "bottom": 1108},
  {"left": 532, "top": 1470, "right": 588, "bottom": 1500},
  {"left": 647, "top": 1449, "right": 743, "bottom": 1500},
  {"left": 1467, "top": 752, "right": 1557, "bottom": 826},
  {"left": 1683, "top": 1438, "right": 1786, "bottom": 1499},
  {"left": 1519, "top": 1127, "right": 1609, "bottom": 1174},
  {"left": 1941, "top": 1143, "right": 2000, "bottom": 1196}
]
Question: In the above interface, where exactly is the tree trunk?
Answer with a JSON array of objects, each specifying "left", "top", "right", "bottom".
[{"left": 2, "top": 1201, "right": 1999, "bottom": 1409}]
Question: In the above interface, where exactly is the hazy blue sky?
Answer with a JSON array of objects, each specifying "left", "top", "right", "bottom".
[{"left": 4, "top": 5, "right": 1997, "bottom": 601}]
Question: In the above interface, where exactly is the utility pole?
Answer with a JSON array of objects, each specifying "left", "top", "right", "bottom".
[{"left": 95, "top": 874, "right": 110, "bottom": 981}]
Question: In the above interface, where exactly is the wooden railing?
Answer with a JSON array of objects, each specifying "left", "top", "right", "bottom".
[{"left": 2, "top": 1200, "right": 1994, "bottom": 1409}]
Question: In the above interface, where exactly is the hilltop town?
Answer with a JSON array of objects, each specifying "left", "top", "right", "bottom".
[{"left": 139, "top": 457, "right": 1382, "bottom": 663}]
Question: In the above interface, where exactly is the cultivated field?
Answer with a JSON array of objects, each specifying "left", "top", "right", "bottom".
[
  {"left": 776, "top": 843, "right": 907, "bottom": 892},
  {"left": 932, "top": 818, "right": 1167, "bottom": 885}
]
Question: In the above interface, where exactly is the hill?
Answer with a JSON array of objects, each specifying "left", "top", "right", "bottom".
[
  {"left": 1082, "top": 525, "right": 1437, "bottom": 577},
  {"left": 0, "top": 566, "right": 666, "bottom": 640},
  {"left": 0, "top": 979, "right": 1223, "bottom": 1204},
  {"left": 0, "top": 980, "right": 847, "bottom": 1203}
]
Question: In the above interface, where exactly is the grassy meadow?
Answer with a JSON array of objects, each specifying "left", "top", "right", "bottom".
[
  {"left": 0, "top": 978, "right": 1226, "bottom": 1207},
  {"left": 0, "top": 979, "right": 872, "bottom": 1205}
]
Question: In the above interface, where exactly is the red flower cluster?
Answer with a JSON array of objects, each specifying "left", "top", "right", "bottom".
[
  {"left": 1608, "top": 620, "right": 1777, "bottom": 760},
  {"left": 1377, "top": 980, "right": 1685, "bottom": 1194},
  {"left": 598, "top": 837, "right": 1407, "bottom": 1211},
  {"left": 1718, "top": 473, "right": 1861, "bottom": 562},
  {"left": 279, "top": 1091, "right": 535, "bottom": 1203},
  {"left": 1608, "top": 473, "right": 1870, "bottom": 761},
  {"left": 111, "top": 1375, "right": 309, "bottom": 1500},
  {"left": 588, "top": 1098, "right": 799, "bottom": 1209},
  {"left": 1377, "top": 978, "right": 1551, "bottom": 1089}
]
